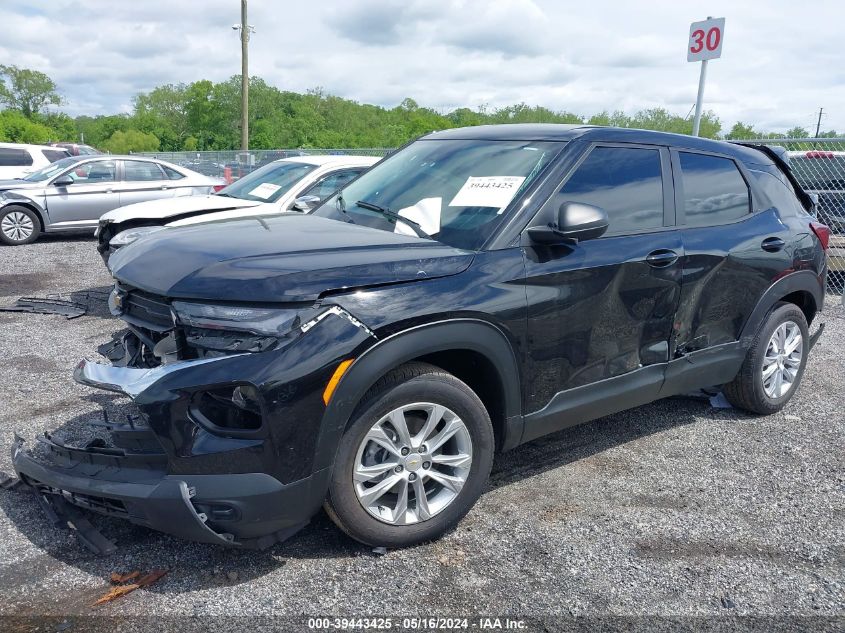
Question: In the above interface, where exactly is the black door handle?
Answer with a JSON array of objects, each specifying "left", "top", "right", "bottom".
[
  {"left": 645, "top": 249, "right": 679, "bottom": 268},
  {"left": 761, "top": 237, "right": 785, "bottom": 252}
]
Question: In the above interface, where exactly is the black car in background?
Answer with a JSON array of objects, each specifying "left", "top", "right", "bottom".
[{"left": 13, "top": 125, "right": 828, "bottom": 550}]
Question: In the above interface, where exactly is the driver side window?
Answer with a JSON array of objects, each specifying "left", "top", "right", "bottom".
[
  {"left": 300, "top": 169, "right": 363, "bottom": 203},
  {"left": 64, "top": 160, "right": 117, "bottom": 184},
  {"left": 550, "top": 146, "right": 665, "bottom": 235}
]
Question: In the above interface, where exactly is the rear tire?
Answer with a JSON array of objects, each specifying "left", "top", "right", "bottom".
[
  {"left": 0, "top": 205, "right": 40, "bottom": 245},
  {"left": 723, "top": 302, "right": 809, "bottom": 414},
  {"left": 325, "top": 362, "right": 494, "bottom": 548}
]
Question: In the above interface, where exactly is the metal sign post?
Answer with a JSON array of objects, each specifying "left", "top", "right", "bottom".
[{"left": 688, "top": 16, "right": 725, "bottom": 136}]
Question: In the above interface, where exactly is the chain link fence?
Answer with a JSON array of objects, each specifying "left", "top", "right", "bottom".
[
  {"left": 134, "top": 148, "right": 391, "bottom": 181},
  {"left": 746, "top": 138, "right": 844, "bottom": 296}
]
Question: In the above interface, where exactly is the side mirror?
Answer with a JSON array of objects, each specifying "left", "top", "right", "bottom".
[
  {"left": 527, "top": 201, "right": 609, "bottom": 244},
  {"left": 291, "top": 194, "right": 321, "bottom": 212},
  {"left": 52, "top": 175, "right": 74, "bottom": 187}
]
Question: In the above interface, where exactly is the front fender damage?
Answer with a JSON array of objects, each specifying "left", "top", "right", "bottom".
[{"left": 12, "top": 304, "right": 378, "bottom": 551}]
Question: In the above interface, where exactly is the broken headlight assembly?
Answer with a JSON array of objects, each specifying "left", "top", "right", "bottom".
[
  {"left": 171, "top": 301, "right": 318, "bottom": 354},
  {"left": 109, "top": 225, "right": 168, "bottom": 247},
  {"left": 171, "top": 302, "right": 304, "bottom": 336}
]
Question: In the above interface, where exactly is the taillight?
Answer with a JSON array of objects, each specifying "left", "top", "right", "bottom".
[
  {"left": 810, "top": 222, "right": 830, "bottom": 250},
  {"left": 212, "top": 184, "right": 226, "bottom": 193},
  {"left": 805, "top": 151, "right": 834, "bottom": 159}
]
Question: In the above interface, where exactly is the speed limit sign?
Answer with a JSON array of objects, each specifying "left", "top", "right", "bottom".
[{"left": 688, "top": 17, "right": 725, "bottom": 62}]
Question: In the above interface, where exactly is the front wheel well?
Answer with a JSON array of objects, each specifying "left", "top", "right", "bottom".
[
  {"left": 1, "top": 203, "right": 45, "bottom": 231},
  {"left": 780, "top": 290, "right": 817, "bottom": 325},
  {"left": 413, "top": 350, "right": 507, "bottom": 451}
]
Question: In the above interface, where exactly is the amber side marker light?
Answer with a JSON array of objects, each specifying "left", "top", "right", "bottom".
[{"left": 323, "top": 359, "right": 355, "bottom": 405}]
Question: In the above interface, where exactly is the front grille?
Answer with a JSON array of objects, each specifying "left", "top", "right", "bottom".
[{"left": 123, "top": 289, "right": 173, "bottom": 331}]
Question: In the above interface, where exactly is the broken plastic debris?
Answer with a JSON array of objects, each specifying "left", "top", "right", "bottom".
[
  {"left": 93, "top": 570, "right": 167, "bottom": 607},
  {"left": 372, "top": 546, "right": 387, "bottom": 555},
  {"left": 709, "top": 392, "right": 733, "bottom": 409},
  {"left": 110, "top": 571, "right": 140, "bottom": 584}
]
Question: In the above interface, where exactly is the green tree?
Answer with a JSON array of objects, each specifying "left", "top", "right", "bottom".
[
  {"left": 725, "top": 121, "right": 757, "bottom": 140},
  {"left": 0, "top": 109, "right": 54, "bottom": 143},
  {"left": 0, "top": 65, "right": 63, "bottom": 117},
  {"left": 785, "top": 126, "right": 809, "bottom": 139},
  {"left": 101, "top": 129, "right": 160, "bottom": 153}
]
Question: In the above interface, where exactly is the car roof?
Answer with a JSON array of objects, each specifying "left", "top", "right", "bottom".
[
  {"left": 0, "top": 141, "right": 71, "bottom": 151},
  {"left": 423, "top": 124, "right": 774, "bottom": 166},
  {"left": 279, "top": 155, "right": 380, "bottom": 167}
]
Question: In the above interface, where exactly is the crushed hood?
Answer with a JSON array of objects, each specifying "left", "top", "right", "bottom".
[
  {"left": 100, "top": 195, "right": 262, "bottom": 223},
  {"left": 109, "top": 213, "right": 474, "bottom": 302}
]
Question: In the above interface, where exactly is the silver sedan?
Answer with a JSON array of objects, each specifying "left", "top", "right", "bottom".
[{"left": 0, "top": 156, "right": 223, "bottom": 245}]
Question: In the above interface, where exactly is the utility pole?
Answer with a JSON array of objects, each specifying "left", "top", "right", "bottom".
[
  {"left": 239, "top": 0, "right": 250, "bottom": 151},
  {"left": 815, "top": 107, "right": 823, "bottom": 137}
]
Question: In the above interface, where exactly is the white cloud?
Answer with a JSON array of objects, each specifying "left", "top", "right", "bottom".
[{"left": 0, "top": 0, "right": 842, "bottom": 133}]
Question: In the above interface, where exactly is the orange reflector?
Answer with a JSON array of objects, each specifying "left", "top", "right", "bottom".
[{"left": 323, "top": 358, "right": 354, "bottom": 405}]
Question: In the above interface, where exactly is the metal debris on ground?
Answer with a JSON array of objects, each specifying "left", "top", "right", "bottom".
[
  {"left": 0, "top": 296, "right": 87, "bottom": 319},
  {"left": 0, "top": 289, "right": 111, "bottom": 319}
]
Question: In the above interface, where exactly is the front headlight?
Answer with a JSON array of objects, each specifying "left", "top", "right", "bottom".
[
  {"left": 171, "top": 301, "right": 305, "bottom": 336},
  {"left": 110, "top": 225, "right": 168, "bottom": 247}
]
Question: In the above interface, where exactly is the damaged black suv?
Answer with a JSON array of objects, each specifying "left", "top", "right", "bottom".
[{"left": 13, "top": 125, "right": 829, "bottom": 549}]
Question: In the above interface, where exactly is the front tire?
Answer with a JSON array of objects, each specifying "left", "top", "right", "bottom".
[
  {"left": 0, "top": 205, "right": 40, "bottom": 245},
  {"left": 723, "top": 302, "right": 809, "bottom": 414},
  {"left": 325, "top": 362, "right": 494, "bottom": 548}
]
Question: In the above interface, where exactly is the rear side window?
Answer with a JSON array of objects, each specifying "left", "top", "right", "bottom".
[
  {"left": 557, "top": 146, "right": 664, "bottom": 233},
  {"left": 123, "top": 160, "right": 165, "bottom": 181},
  {"left": 0, "top": 148, "right": 33, "bottom": 166},
  {"left": 678, "top": 153, "right": 750, "bottom": 226},
  {"left": 42, "top": 149, "right": 69, "bottom": 163},
  {"left": 751, "top": 170, "right": 806, "bottom": 217},
  {"left": 162, "top": 166, "right": 185, "bottom": 180}
]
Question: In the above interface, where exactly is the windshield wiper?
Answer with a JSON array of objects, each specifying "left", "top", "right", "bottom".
[{"left": 355, "top": 200, "right": 431, "bottom": 239}]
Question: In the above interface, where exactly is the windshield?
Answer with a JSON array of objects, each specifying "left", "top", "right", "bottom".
[
  {"left": 22, "top": 156, "right": 85, "bottom": 182},
  {"left": 313, "top": 139, "right": 562, "bottom": 250},
  {"left": 217, "top": 160, "right": 317, "bottom": 202}
]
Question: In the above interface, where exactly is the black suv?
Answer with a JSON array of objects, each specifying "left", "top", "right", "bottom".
[{"left": 13, "top": 125, "right": 829, "bottom": 550}]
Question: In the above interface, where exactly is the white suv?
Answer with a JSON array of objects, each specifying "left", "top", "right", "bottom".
[{"left": 0, "top": 143, "right": 70, "bottom": 179}]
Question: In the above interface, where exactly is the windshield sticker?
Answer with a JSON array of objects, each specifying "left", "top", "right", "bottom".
[
  {"left": 247, "top": 182, "right": 282, "bottom": 199},
  {"left": 448, "top": 176, "right": 526, "bottom": 213},
  {"left": 394, "top": 197, "right": 442, "bottom": 237}
]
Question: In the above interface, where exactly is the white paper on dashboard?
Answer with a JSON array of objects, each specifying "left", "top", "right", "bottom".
[
  {"left": 448, "top": 176, "right": 526, "bottom": 213},
  {"left": 247, "top": 182, "right": 282, "bottom": 199},
  {"left": 394, "top": 197, "right": 442, "bottom": 236}
]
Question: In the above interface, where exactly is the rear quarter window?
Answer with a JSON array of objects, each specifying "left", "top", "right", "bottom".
[
  {"left": 162, "top": 166, "right": 186, "bottom": 180},
  {"left": 751, "top": 170, "right": 807, "bottom": 217},
  {"left": 0, "top": 148, "right": 34, "bottom": 166},
  {"left": 678, "top": 152, "right": 750, "bottom": 226}
]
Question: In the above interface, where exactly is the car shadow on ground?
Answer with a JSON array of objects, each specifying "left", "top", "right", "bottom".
[{"left": 0, "top": 393, "right": 743, "bottom": 599}]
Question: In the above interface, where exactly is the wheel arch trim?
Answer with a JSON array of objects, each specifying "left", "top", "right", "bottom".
[
  {"left": 0, "top": 198, "right": 47, "bottom": 231},
  {"left": 739, "top": 270, "right": 824, "bottom": 344},
  {"left": 313, "top": 318, "right": 523, "bottom": 474}
]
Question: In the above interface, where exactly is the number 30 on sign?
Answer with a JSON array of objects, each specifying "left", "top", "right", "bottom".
[{"left": 687, "top": 17, "right": 725, "bottom": 62}]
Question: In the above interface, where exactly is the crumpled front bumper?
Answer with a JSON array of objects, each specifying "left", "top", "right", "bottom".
[
  {"left": 13, "top": 305, "right": 374, "bottom": 548},
  {"left": 12, "top": 434, "right": 322, "bottom": 548}
]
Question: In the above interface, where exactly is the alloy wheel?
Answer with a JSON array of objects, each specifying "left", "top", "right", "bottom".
[
  {"left": 762, "top": 320, "right": 803, "bottom": 398},
  {"left": 1, "top": 211, "right": 34, "bottom": 242},
  {"left": 353, "top": 402, "right": 473, "bottom": 525}
]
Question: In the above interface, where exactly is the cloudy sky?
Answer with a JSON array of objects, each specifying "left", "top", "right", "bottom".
[{"left": 1, "top": 0, "right": 842, "bottom": 133}]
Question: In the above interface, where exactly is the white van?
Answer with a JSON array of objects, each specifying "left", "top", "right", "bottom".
[{"left": 0, "top": 142, "right": 70, "bottom": 179}]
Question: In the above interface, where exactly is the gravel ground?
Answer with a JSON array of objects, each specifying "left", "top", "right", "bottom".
[{"left": 0, "top": 234, "right": 843, "bottom": 630}]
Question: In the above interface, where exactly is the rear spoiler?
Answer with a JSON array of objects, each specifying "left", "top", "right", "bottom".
[{"left": 733, "top": 142, "right": 815, "bottom": 212}]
